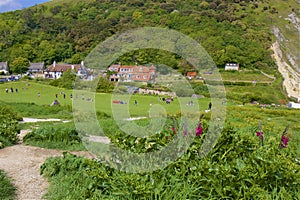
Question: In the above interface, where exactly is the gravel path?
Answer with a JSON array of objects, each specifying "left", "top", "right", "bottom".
[{"left": 0, "top": 130, "right": 93, "bottom": 200}]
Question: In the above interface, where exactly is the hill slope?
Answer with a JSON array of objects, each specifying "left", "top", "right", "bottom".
[{"left": 0, "top": 0, "right": 299, "bottom": 99}]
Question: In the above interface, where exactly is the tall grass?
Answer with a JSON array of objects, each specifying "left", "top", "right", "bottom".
[
  {"left": 0, "top": 170, "right": 16, "bottom": 200},
  {"left": 23, "top": 123, "right": 85, "bottom": 151}
]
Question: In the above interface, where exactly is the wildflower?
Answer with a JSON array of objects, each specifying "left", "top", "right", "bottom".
[
  {"left": 171, "top": 126, "right": 176, "bottom": 135},
  {"left": 280, "top": 135, "right": 289, "bottom": 148},
  {"left": 256, "top": 122, "right": 264, "bottom": 146},
  {"left": 279, "top": 126, "right": 289, "bottom": 149},
  {"left": 183, "top": 120, "right": 188, "bottom": 137},
  {"left": 256, "top": 131, "right": 264, "bottom": 140},
  {"left": 195, "top": 123, "right": 203, "bottom": 137}
]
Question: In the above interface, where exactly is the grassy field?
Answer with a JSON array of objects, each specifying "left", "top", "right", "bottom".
[
  {"left": 0, "top": 81, "right": 212, "bottom": 117},
  {"left": 0, "top": 80, "right": 299, "bottom": 156},
  {"left": 219, "top": 70, "right": 275, "bottom": 82}
]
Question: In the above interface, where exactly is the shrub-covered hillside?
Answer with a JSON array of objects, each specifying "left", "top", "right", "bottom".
[{"left": 0, "top": 0, "right": 289, "bottom": 70}]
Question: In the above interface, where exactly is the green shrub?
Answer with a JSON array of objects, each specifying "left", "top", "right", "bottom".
[{"left": 0, "top": 106, "right": 21, "bottom": 148}]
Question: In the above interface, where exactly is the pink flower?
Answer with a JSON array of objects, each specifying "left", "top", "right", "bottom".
[
  {"left": 183, "top": 130, "right": 188, "bottom": 136},
  {"left": 256, "top": 131, "right": 264, "bottom": 140},
  {"left": 196, "top": 123, "right": 203, "bottom": 137},
  {"left": 280, "top": 135, "right": 289, "bottom": 148}
]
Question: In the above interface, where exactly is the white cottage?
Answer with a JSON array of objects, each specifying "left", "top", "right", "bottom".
[
  {"left": 225, "top": 63, "right": 240, "bottom": 71},
  {"left": 44, "top": 61, "right": 87, "bottom": 79}
]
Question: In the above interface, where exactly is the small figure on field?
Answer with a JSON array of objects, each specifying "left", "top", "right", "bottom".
[
  {"left": 50, "top": 99, "right": 60, "bottom": 106},
  {"left": 5, "top": 88, "right": 8, "bottom": 93},
  {"left": 208, "top": 102, "right": 212, "bottom": 110},
  {"left": 38, "top": 92, "right": 40, "bottom": 97},
  {"left": 134, "top": 100, "right": 138, "bottom": 106}
]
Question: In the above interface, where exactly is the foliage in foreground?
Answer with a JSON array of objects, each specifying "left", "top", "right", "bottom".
[
  {"left": 0, "top": 170, "right": 16, "bottom": 200},
  {"left": 41, "top": 125, "right": 300, "bottom": 199},
  {"left": 23, "top": 123, "right": 85, "bottom": 151},
  {"left": 0, "top": 106, "right": 21, "bottom": 148}
]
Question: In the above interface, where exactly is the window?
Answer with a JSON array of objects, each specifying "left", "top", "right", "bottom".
[{"left": 143, "top": 75, "right": 148, "bottom": 79}]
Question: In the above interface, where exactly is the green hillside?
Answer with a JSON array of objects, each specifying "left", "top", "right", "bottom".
[{"left": 0, "top": 0, "right": 294, "bottom": 69}]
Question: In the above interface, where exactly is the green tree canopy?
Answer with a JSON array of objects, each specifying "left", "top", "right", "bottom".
[{"left": 10, "top": 57, "right": 29, "bottom": 74}]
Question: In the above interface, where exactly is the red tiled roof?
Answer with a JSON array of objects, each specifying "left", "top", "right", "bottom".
[{"left": 187, "top": 71, "right": 197, "bottom": 77}]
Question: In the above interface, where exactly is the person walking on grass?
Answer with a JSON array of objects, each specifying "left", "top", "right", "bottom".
[
  {"left": 208, "top": 102, "right": 212, "bottom": 110},
  {"left": 134, "top": 100, "right": 138, "bottom": 106}
]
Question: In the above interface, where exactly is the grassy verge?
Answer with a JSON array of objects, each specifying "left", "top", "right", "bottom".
[
  {"left": 23, "top": 122, "right": 86, "bottom": 151},
  {"left": 0, "top": 170, "right": 16, "bottom": 200}
]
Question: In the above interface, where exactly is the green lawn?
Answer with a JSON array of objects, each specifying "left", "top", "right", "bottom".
[
  {"left": 219, "top": 70, "right": 275, "bottom": 82},
  {"left": 0, "top": 81, "right": 212, "bottom": 117}
]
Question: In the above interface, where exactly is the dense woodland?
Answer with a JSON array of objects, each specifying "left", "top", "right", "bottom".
[{"left": 0, "top": 0, "right": 281, "bottom": 71}]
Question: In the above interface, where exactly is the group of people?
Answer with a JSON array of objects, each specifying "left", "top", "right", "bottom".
[
  {"left": 159, "top": 97, "right": 174, "bottom": 104},
  {"left": 5, "top": 87, "right": 18, "bottom": 93}
]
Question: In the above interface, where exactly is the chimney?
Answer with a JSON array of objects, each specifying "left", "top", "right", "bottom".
[
  {"left": 81, "top": 60, "right": 84, "bottom": 67},
  {"left": 53, "top": 61, "right": 56, "bottom": 68}
]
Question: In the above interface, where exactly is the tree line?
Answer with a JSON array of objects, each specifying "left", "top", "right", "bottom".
[{"left": 0, "top": 0, "right": 279, "bottom": 72}]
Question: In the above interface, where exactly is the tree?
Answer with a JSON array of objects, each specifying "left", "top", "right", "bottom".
[
  {"left": 96, "top": 77, "right": 115, "bottom": 93},
  {"left": 50, "top": 69, "right": 77, "bottom": 89},
  {"left": 10, "top": 57, "right": 29, "bottom": 74}
]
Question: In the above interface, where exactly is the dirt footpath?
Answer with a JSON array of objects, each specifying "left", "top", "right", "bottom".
[
  {"left": 0, "top": 145, "right": 62, "bottom": 200},
  {"left": 0, "top": 138, "right": 93, "bottom": 200}
]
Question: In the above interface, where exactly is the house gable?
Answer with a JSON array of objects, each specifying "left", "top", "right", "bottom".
[{"left": 0, "top": 62, "right": 9, "bottom": 74}]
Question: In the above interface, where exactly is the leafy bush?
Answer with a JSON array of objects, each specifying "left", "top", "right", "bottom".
[
  {"left": 96, "top": 77, "right": 115, "bottom": 93},
  {"left": 0, "top": 106, "right": 21, "bottom": 148},
  {"left": 49, "top": 70, "right": 76, "bottom": 89}
]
